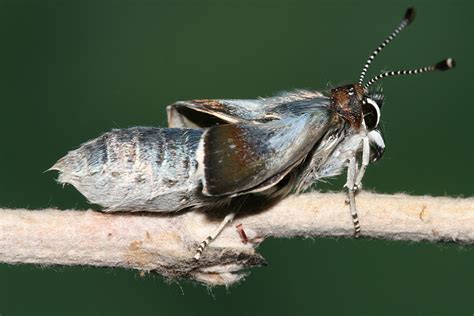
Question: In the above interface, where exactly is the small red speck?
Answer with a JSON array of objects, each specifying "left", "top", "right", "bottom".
[{"left": 236, "top": 223, "right": 248, "bottom": 244}]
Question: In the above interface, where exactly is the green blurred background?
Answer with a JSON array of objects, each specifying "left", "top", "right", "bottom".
[{"left": 0, "top": 0, "right": 472, "bottom": 315}]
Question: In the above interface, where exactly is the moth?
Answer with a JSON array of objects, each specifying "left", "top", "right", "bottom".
[{"left": 50, "top": 8, "right": 455, "bottom": 260}]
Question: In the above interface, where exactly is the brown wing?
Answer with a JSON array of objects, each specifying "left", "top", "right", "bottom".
[{"left": 200, "top": 111, "right": 331, "bottom": 196}]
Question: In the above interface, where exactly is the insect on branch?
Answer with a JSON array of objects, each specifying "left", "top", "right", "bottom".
[{"left": 2, "top": 7, "right": 462, "bottom": 287}]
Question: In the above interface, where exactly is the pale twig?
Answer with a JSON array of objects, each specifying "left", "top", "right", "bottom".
[{"left": 0, "top": 192, "right": 472, "bottom": 286}]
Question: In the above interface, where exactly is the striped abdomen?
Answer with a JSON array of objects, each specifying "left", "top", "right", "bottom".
[{"left": 51, "top": 127, "right": 205, "bottom": 212}]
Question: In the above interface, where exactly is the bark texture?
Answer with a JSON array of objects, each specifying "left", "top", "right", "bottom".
[{"left": 0, "top": 192, "right": 472, "bottom": 286}]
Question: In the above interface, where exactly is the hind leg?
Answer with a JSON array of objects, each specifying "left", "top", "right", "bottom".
[{"left": 193, "top": 212, "right": 237, "bottom": 260}]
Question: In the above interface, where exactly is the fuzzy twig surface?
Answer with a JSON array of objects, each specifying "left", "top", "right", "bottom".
[{"left": 0, "top": 192, "right": 472, "bottom": 286}]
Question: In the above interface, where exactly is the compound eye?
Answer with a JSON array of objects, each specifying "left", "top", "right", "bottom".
[{"left": 362, "top": 98, "right": 381, "bottom": 129}]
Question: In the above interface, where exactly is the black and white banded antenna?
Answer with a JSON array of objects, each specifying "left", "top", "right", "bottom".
[
  {"left": 364, "top": 58, "right": 456, "bottom": 89},
  {"left": 358, "top": 7, "right": 416, "bottom": 85}
]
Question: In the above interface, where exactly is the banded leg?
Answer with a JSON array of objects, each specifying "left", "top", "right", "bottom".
[
  {"left": 193, "top": 212, "right": 236, "bottom": 260},
  {"left": 345, "top": 157, "right": 361, "bottom": 237}
]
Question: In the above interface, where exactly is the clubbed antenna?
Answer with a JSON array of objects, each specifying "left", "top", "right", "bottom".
[
  {"left": 358, "top": 7, "right": 416, "bottom": 85},
  {"left": 364, "top": 58, "right": 456, "bottom": 89}
]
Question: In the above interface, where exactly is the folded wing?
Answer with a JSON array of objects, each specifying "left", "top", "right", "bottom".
[
  {"left": 167, "top": 90, "right": 327, "bottom": 128},
  {"left": 200, "top": 111, "right": 331, "bottom": 196}
]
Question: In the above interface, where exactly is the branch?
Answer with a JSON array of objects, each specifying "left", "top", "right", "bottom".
[{"left": 0, "top": 192, "right": 472, "bottom": 286}]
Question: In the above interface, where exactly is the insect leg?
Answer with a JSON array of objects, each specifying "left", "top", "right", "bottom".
[
  {"left": 354, "top": 136, "right": 370, "bottom": 194},
  {"left": 345, "top": 157, "right": 361, "bottom": 238},
  {"left": 236, "top": 223, "right": 249, "bottom": 244},
  {"left": 193, "top": 212, "right": 237, "bottom": 260}
]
